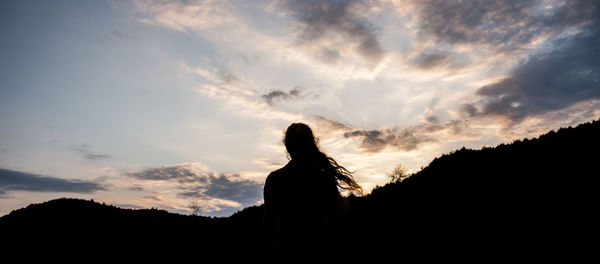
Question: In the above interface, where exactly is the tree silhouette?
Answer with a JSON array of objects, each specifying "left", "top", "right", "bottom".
[
  {"left": 188, "top": 200, "right": 201, "bottom": 216},
  {"left": 387, "top": 164, "right": 410, "bottom": 183}
]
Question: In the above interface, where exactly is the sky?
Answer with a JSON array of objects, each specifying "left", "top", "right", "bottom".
[{"left": 1, "top": 0, "right": 599, "bottom": 217}]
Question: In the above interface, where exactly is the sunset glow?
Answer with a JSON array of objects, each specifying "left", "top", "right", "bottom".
[{"left": 1, "top": 0, "right": 599, "bottom": 216}]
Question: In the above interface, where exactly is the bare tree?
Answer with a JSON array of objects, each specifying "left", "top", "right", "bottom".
[
  {"left": 188, "top": 200, "right": 201, "bottom": 216},
  {"left": 388, "top": 164, "right": 410, "bottom": 183}
]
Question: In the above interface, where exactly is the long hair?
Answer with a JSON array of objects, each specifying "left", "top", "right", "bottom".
[{"left": 284, "top": 123, "right": 363, "bottom": 194}]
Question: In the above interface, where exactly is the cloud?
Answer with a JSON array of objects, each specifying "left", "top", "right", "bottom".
[
  {"left": 179, "top": 174, "right": 262, "bottom": 206},
  {"left": 415, "top": 0, "right": 599, "bottom": 51},
  {"left": 414, "top": 1, "right": 600, "bottom": 123},
  {"left": 276, "top": 0, "right": 384, "bottom": 67},
  {"left": 261, "top": 86, "right": 303, "bottom": 106},
  {"left": 190, "top": 66, "right": 251, "bottom": 96},
  {"left": 0, "top": 168, "right": 106, "bottom": 197},
  {"left": 115, "top": 203, "right": 145, "bottom": 209},
  {"left": 128, "top": 185, "right": 144, "bottom": 192},
  {"left": 84, "top": 154, "right": 111, "bottom": 160},
  {"left": 417, "top": 0, "right": 532, "bottom": 46},
  {"left": 104, "top": 30, "right": 137, "bottom": 41},
  {"left": 466, "top": 26, "right": 600, "bottom": 123},
  {"left": 183, "top": 64, "right": 304, "bottom": 121},
  {"left": 134, "top": 0, "right": 234, "bottom": 33},
  {"left": 126, "top": 163, "right": 263, "bottom": 209},
  {"left": 310, "top": 115, "right": 468, "bottom": 153},
  {"left": 216, "top": 69, "right": 242, "bottom": 84},
  {"left": 412, "top": 52, "right": 451, "bottom": 70},
  {"left": 311, "top": 115, "right": 354, "bottom": 132},
  {"left": 344, "top": 127, "right": 435, "bottom": 153},
  {"left": 70, "top": 144, "right": 111, "bottom": 160},
  {"left": 407, "top": 43, "right": 474, "bottom": 71},
  {"left": 127, "top": 163, "right": 212, "bottom": 183},
  {"left": 344, "top": 116, "right": 467, "bottom": 153}
]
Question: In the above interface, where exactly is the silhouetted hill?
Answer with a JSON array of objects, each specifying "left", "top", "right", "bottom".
[
  {"left": 2, "top": 120, "right": 598, "bottom": 261},
  {"left": 0, "top": 198, "right": 265, "bottom": 262},
  {"left": 348, "top": 119, "right": 599, "bottom": 261}
]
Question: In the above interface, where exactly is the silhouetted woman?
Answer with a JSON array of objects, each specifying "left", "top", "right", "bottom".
[{"left": 262, "top": 123, "right": 362, "bottom": 263}]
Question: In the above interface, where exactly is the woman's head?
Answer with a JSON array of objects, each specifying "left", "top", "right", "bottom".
[
  {"left": 284, "top": 123, "right": 319, "bottom": 160},
  {"left": 283, "top": 123, "right": 363, "bottom": 194}
]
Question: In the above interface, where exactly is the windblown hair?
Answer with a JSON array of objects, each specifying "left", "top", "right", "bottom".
[{"left": 284, "top": 123, "right": 363, "bottom": 194}]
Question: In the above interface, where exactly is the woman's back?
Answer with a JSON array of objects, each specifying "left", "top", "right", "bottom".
[
  {"left": 265, "top": 158, "right": 340, "bottom": 223},
  {"left": 262, "top": 123, "right": 361, "bottom": 263},
  {"left": 263, "top": 159, "right": 343, "bottom": 263}
]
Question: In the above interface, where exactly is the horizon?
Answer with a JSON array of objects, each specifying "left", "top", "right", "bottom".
[
  {"left": 3, "top": 118, "right": 596, "bottom": 218},
  {"left": 1, "top": 0, "right": 599, "bottom": 217}
]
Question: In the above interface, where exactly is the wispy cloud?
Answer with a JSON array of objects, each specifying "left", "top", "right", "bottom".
[
  {"left": 84, "top": 154, "right": 112, "bottom": 160},
  {"left": 412, "top": 52, "right": 451, "bottom": 70},
  {"left": 70, "top": 144, "right": 112, "bottom": 160},
  {"left": 311, "top": 115, "right": 354, "bottom": 132},
  {"left": 134, "top": 0, "right": 235, "bottom": 33},
  {"left": 128, "top": 185, "right": 144, "bottom": 192},
  {"left": 183, "top": 64, "right": 304, "bottom": 121},
  {"left": 274, "top": 0, "right": 385, "bottom": 68},
  {"left": 0, "top": 168, "right": 106, "bottom": 197}
]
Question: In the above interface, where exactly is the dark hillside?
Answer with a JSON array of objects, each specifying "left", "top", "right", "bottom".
[
  {"left": 0, "top": 198, "right": 242, "bottom": 261},
  {"left": 348, "top": 120, "right": 599, "bottom": 260}
]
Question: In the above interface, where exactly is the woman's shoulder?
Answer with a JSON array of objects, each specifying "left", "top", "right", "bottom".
[
  {"left": 264, "top": 165, "right": 293, "bottom": 199},
  {"left": 265, "top": 162, "right": 294, "bottom": 188},
  {"left": 265, "top": 163, "right": 291, "bottom": 185}
]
